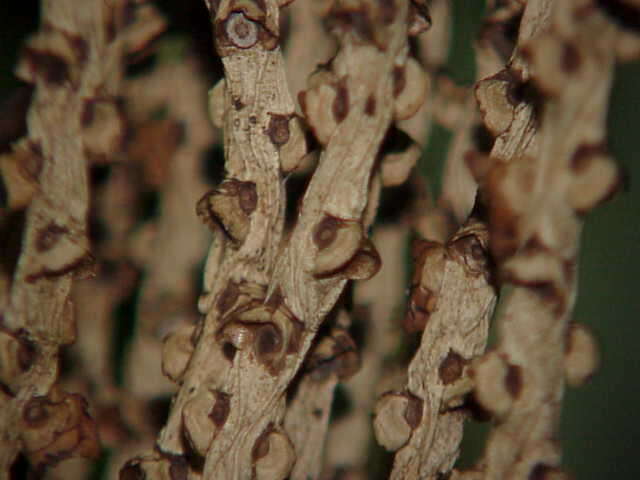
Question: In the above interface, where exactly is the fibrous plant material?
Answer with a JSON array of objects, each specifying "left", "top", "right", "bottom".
[
  {"left": 1, "top": 0, "right": 634, "bottom": 478},
  {"left": 453, "top": 0, "right": 630, "bottom": 478},
  {"left": 373, "top": 219, "right": 496, "bottom": 479},
  {"left": 0, "top": 0, "right": 162, "bottom": 474},
  {"left": 123, "top": 0, "right": 428, "bottom": 478}
]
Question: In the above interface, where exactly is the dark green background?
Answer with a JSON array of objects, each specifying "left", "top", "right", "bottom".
[{"left": 1, "top": 1, "right": 638, "bottom": 478}]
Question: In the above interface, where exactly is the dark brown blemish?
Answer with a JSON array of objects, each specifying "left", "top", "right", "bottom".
[
  {"left": 66, "top": 33, "right": 89, "bottom": 65},
  {"left": 23, "top": 397, "right": 48, "bottom": 427},
  {"left": 35, "top": 223, "right": 68, "bottom": 252},
  {"left": 561, "top": 42, "right": 581, "bottom": 73},
  {"left": 450, "top": 233, "right": 488, "bottom": 275},
  {"left": 232, "top": 96, "right": 245, "bottom": 110},
  {"left": 217, "top": 281, "right": 240, "bottom": 315},
  {"left": 286, "top": 317, "right": 305, "bottom": 354},
  {"left": 209, "top": 391, "right": 231, "bottom": 428},
  {"left": 23, "top": 141, "right": 44, "bottom": 179},
  {"left": 252, "top": 426, "right": 273, "bottom": 462},
  {"left": 364, "top": 94, "right": 376, "bottom": 116},
  {"left": 255, "top": 324, "right": 283, "bottom": 358},
  {"left": 528, "top": 463, "right": 563, "bottom": 480},
  {"left": 0, "top": 382, "right": 14, "bottom": 398},
  {"left": 312, "top": 408, "right": 323, "bottom": 419},
  {"left": 392, "top": 65, "right": 406, "bottom": 98},
  {"left": 332, "top": 79, "right": 350, "bottom": 123},
  {"left": 168, "top": 456, "right": 188, "bottom": 480},
  {"left": 23, "top": 48, "right": 70, "bottom": 86},
  {"left": 313, "top": 215, "right": 340, "bottom": 250},
  {"left": 238, "top": 181, "right": 258, "bottom": 215},
  {"left": 404, "top": 393, "right": 423, "bottom": 429},
  {"left": 17, "top": 335, "right": 36, "bottom": 372},
  {"left": 505, "top": 364, "right": 523, "bottom": 398},
  {"left": 119, "top": 462, "right": 145, "bottom": 480},
  {"left": 222, "top": 342, "right": 237, "bottom": 362},
  {"left": 265, "top": 114, "right": 291, "bottom": 146},
  {"left": 25, "top": 252, "right": 96, "bottom": 283},
  {"left": 81, "top": 99, "right": 96, "bottom": 127},
  {"left": 439, "top": 350, "right": 465, "bottom": 385},
  {"left": 249, "top": 115, "right": 257, "bottom": 125}
]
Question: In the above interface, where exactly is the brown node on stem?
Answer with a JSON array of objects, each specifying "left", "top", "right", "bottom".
[
  {"left": 475, "top": 69, "right": 519, "bottom": 138},
  {"left": 373, "top": 391, "right": 423, "bottom": 452},
  {"left": 0, "top": 139, "right": 43, "bottom": 210},
  {"left": 404, "top": 239, "right": 445, "bottom": 332},
  {"left": 216, "top": 295, "right": 303, "bottom": 374},
  {"left": 196, "top": 178, "right": 257, "bottom": 244},
  {"left": 182, "top": 388, "right": 230, "bottom": 456},
  {"left": 161, "top": 322, "right": 196, "bottom": 383},
  {"left": 251, "top": 427, "right": 296, "bottom": 480},
  {"left": 471, "top": 351, "right": 522, "bottom": 419},
  {"left": 439, "top": 350, "right": 466, "bottom": 385},
  {"left": 312, "top": 214, "right": 381, "bottom": 280},
  {"left": 567, "top": 142, "right": 620, "bottom": 213},
  {"left": 564, "top": 322, "right": 599, "bottom": 387},
  {"left": 299, "top": 70, "right": 347, "bottom": 146},
  {"left": 0, "top": 327, "right": 37, "bottom": 390},
  {"left": 20, "top": 386, "right": 100, "bottom": 471}
]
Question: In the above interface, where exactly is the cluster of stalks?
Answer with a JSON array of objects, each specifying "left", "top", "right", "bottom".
[{"left": 0, "top": 0, "right": 636, "bottom": 479}]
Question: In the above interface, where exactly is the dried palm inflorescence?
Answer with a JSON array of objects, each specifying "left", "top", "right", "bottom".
[
  {"left": 0, "top": 0, "right": 635, "bottom": 479},
  {"left": 0, "top": 0, "right": 163, "bottom": 475}
]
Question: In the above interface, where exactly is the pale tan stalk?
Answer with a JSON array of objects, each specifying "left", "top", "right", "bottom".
[
  {"left": 0, "top": 0, "right": 162, "bottom": 475},
  {"left": 455, "top": 1, "right": 624, "bottom": 478}
]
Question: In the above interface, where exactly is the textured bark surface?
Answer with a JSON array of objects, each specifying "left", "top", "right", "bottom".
[
  {"left": 1, "top": 0, "right": 635, "bottom": 478},
  {"left": 0, "top": 0, "right": 163, "bottom": 475}
]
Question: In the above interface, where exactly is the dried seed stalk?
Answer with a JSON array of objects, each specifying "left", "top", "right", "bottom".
[
  {"left": 123, "top": 0, "right": 430, "bottom": 478},
  {"left": 454, "top": 0, "right": 627, "bottom": 478},
  {"left": 0, "top": 0, "right": 162, "bottom": 474},
  {"left": 373, "top": 220, "right": 496, "bottom": 479}
]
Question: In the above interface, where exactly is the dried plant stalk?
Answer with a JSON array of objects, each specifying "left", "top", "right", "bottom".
[
  {"left": 3, "top": 0, "right": 633, "bottom": 478},
  {"left": 123, "top": 0, "right": 430, "bottom": 478},
  {"left": 454, "top": 0, "right": 625, "bottom": 478},
  {"left": 0, "top": 0, "right": 162, "bottom": 474},
  {"left": 373, "top": 219, "right": 496, "bottom": 479}
]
